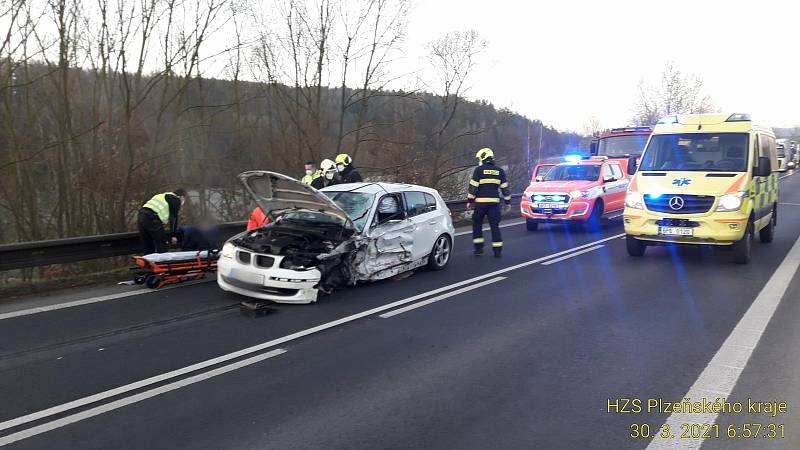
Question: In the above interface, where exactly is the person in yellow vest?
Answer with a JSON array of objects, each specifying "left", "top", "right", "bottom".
[
  {"left": 137, "top": 189, "right": 188, "bottom": 254},
  {"left": 301, "top": 161, "right": 321, "bottom": 185}
]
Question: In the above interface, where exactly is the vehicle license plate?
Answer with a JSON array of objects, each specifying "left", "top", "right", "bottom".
[
  {"left": 230, "top": 269, "right": 264, "bottom": 285},
  {"left": 658, "top": 226, "right": 693, "bottom": 236},
  {"left": 537, "top": 202, "right": 566, "bottom": 209}
]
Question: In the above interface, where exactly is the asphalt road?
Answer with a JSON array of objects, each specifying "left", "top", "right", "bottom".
[{"left": 1, "top": 172, "right": 799, "bottom": 449}]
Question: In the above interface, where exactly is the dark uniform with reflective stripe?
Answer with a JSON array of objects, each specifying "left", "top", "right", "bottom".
[{"left": 467, "top": 160, "right": 511, "bottom": 255}]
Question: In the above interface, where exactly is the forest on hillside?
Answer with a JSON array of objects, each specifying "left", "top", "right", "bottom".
[{"left": 0, "top": 0, "right": 583, "bottom": 244}]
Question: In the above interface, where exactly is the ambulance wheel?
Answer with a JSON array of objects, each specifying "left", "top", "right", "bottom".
[
  {"left": 733, "top": 222, "right": 753, "bottom": 265},
  {"left": 428, "top": 234, "right": 452, "bottom": 270},
  {"left": 759, "top": 206, "right": 776, "bottom": 243},
  {"left": 626, "top": 235, "right": 646, "bottom": 257},
  {"left": 145, "top": 274, "right": 163, "bottom": 289},
  {"left": 526, "top": 220, "right": 538, "bottom": 231},
  {"left": 133, "top": 274, "right": 146, "bottom": 285}
]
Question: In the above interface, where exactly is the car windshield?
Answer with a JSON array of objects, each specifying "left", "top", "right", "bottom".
[
  {"left": 544, "top": 165, "right": 600, "bottom": 181},
  {"left": 322, "top": 191, "right": 375, "bottom": 231},
  {"left": 639, "top": 133, "right": 749, "bottom": 172},
  {"left": 598, "top": 135, "right": 649, "bottom": 156}
]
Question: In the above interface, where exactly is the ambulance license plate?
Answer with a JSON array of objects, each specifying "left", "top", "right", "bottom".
[
  {"left": 658, "top": 226, "right": 693, "bottom": 236},
  {"left": 537, "top": 202, "right": 566, "bottom": 210}
]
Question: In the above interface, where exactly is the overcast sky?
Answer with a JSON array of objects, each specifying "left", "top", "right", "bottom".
[{"left": 400, "top": 0, "right": 800, "bottom": 131}]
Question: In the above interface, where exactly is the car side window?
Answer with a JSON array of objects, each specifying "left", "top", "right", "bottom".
[
  {"left": 372, "top": 194, "right": 405, "bottom": 227},
  {"left": 602, "top": 164, "right": 614, "bottom": 180},
  {"left": 423, "top": 193, "right": 438, "bottom": 212},
  {"left": 404, "top": 191, "right": 429, "bottom": 217},
  {"left": 610, "top": 164, "right": 623, "bottom": 179}
]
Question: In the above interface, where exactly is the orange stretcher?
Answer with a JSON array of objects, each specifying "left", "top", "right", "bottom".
[{"left": 131, "top": 250, "right": 219, "bottom": 289}]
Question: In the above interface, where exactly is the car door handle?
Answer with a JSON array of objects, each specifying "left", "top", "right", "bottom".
[{"left": 428, "top": 221, "right": 437, "bottom": 225}]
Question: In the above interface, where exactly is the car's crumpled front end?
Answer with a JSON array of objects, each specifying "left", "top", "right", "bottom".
[{"left": 218, "top": 220, "right": 353, "bottom": 303}]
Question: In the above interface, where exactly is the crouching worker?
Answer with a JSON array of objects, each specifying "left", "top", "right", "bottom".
[{"left": 137, "top": 189, "right": 188, "bottom": 254}]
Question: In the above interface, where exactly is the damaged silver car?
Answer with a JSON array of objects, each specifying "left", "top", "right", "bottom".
[{"left": 217, "top": 171, "right": 455, "bottom": 304}]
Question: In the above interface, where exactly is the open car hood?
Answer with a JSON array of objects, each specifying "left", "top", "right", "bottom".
[{"left": 238, "top": 171, "right": 355, "bottom": 230}]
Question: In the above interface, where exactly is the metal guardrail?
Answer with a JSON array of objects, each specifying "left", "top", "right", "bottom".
[{"left": 0, "top": 195, "right": 522, "bottom": 271}]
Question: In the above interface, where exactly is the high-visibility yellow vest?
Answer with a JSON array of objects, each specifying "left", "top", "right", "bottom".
[
  {"left": 301, "top": 170, "right": 321, "bottom": 185},
  {"left": 142, "top": 192, "right": 174, "bottom": 224}
]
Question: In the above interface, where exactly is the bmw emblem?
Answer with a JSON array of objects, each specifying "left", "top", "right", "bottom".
[{"left": 668, "top": 196, "right": 684, "bottom": 210}]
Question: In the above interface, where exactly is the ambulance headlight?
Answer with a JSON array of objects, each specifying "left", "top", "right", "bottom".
[
  {"left": 625, "top": 192, "right": 643, "bottom": 209},
  {"left": 716, "top": 192, "right": 745, "bottom": 212},
  {"left": 221, "top": 242, "right": 235, "bottom": 259}
]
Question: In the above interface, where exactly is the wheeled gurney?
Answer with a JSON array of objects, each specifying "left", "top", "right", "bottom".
[{"left": 131, "top": 250, "right": 219, "bottom": 289}]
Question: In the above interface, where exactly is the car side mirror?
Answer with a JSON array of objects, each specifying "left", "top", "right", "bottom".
[
  {"left": 535, "top": 175, "right": 544, "bottom": 182},
  {"left": 627, "top": 156, "right": 638, "bottom": 175},
  {"left": 754, "top": 156, "right": 771, "bottom": 177},
  {"left": 603, "top": 176, "right": 616, "bottom": 183}
]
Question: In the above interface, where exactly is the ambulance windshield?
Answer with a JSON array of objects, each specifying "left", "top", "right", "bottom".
[{"left": 639, "top": 133, "right": 749, "bottom": 172}]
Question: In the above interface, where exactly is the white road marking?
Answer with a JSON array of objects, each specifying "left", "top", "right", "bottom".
[
  {"left": 645, "top": 232, "right": 800, "bottom": 450},
  {"left": 0, "top": 232, "right": 625, "bottom": 439},
  {"left": 540, "top": 245, "right": 605, "bottom": 265},
  {"left": 379, "top": 277, "right": 506, "bottom": 318},
  {"left": 454, "top": 219, "right": 525, "bottom": 236},
  {"left": 0, "top": 349, "right": 286, "bottom": 446},
  {"left": 779, "top": 202, "right": 800, "bottom": 207},
  {"left": 0, "top": 279, "right": 213, "bottom": 322},
  {"left": 779, "top": 172, "right": 794, "bottom": 180}
]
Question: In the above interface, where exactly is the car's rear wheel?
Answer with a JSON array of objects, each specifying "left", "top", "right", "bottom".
[
  {"left": 626, "top": 235, "right": 646, "bottom": 257},
  {"left": 526, "top": 219, "right": 538, "bottom": 231},
  {"left": 733, "top": 221, "right": 753, "bottom": 264},
  {"left": 428, "top": 234, "right": 452, "bottom": 270}
]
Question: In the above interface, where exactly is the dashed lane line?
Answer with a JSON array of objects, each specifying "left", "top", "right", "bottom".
[
  {"left": 379, "top": 277, "right": 506, "bottom": 318},
  {"left": 540, "top": 245, "right": 605, "bottom": 266}
]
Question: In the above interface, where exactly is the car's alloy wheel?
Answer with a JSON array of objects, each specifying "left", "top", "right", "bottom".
[{"left": 428, "top": 235, "right": 452, "bottom": 270}]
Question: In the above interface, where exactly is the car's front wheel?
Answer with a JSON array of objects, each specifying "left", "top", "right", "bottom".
[{"left": 428, "top": 234, "right": 452, "bottom": 270}]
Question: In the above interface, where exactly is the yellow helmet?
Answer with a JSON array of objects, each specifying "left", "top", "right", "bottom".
[
  {"left": 335, "top": 153, "right": 352, "bottom": 165},
  {"left": 476, "top": 148, "right": 494, "bottom": 162}
]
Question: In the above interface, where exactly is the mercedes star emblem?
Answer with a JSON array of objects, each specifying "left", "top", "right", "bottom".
[{"left": 668, "top": 196, "right": 684, "bottom": 210}]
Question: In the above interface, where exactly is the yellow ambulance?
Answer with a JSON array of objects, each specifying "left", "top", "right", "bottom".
[{"left": 623, "top": 113, "right": 779, "bottom": 264}]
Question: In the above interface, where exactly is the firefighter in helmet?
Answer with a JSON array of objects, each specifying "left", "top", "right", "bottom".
[
  {"left": 335, "top": 153, "right": 363, "bottom": 183},
  {"left": 467, "top": 148, "right": 511, "bottom": 257}
]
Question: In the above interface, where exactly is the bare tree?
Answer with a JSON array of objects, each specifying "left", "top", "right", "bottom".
[
  {"left": 632, "top": 62, "right": 714, "bottom": 126},
  {"left": 418, "top": 29, "right": 489, "bottom": 189},
  {"left": 583, "top": 115, "right": 602, "bottom": 137}
]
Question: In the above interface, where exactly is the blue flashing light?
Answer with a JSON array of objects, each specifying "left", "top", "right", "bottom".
[
  {"left": 551, "top": 195, "right": 565, "bottom": 202},
  {"left": 564, "top": 154, "right": 583, "bottom": 164},
  {"left": 646, "top": 192, "right": 663, "bottom": 200},
  {"left": 533, "top": 195, "right": 545, "bottom": 202}
]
